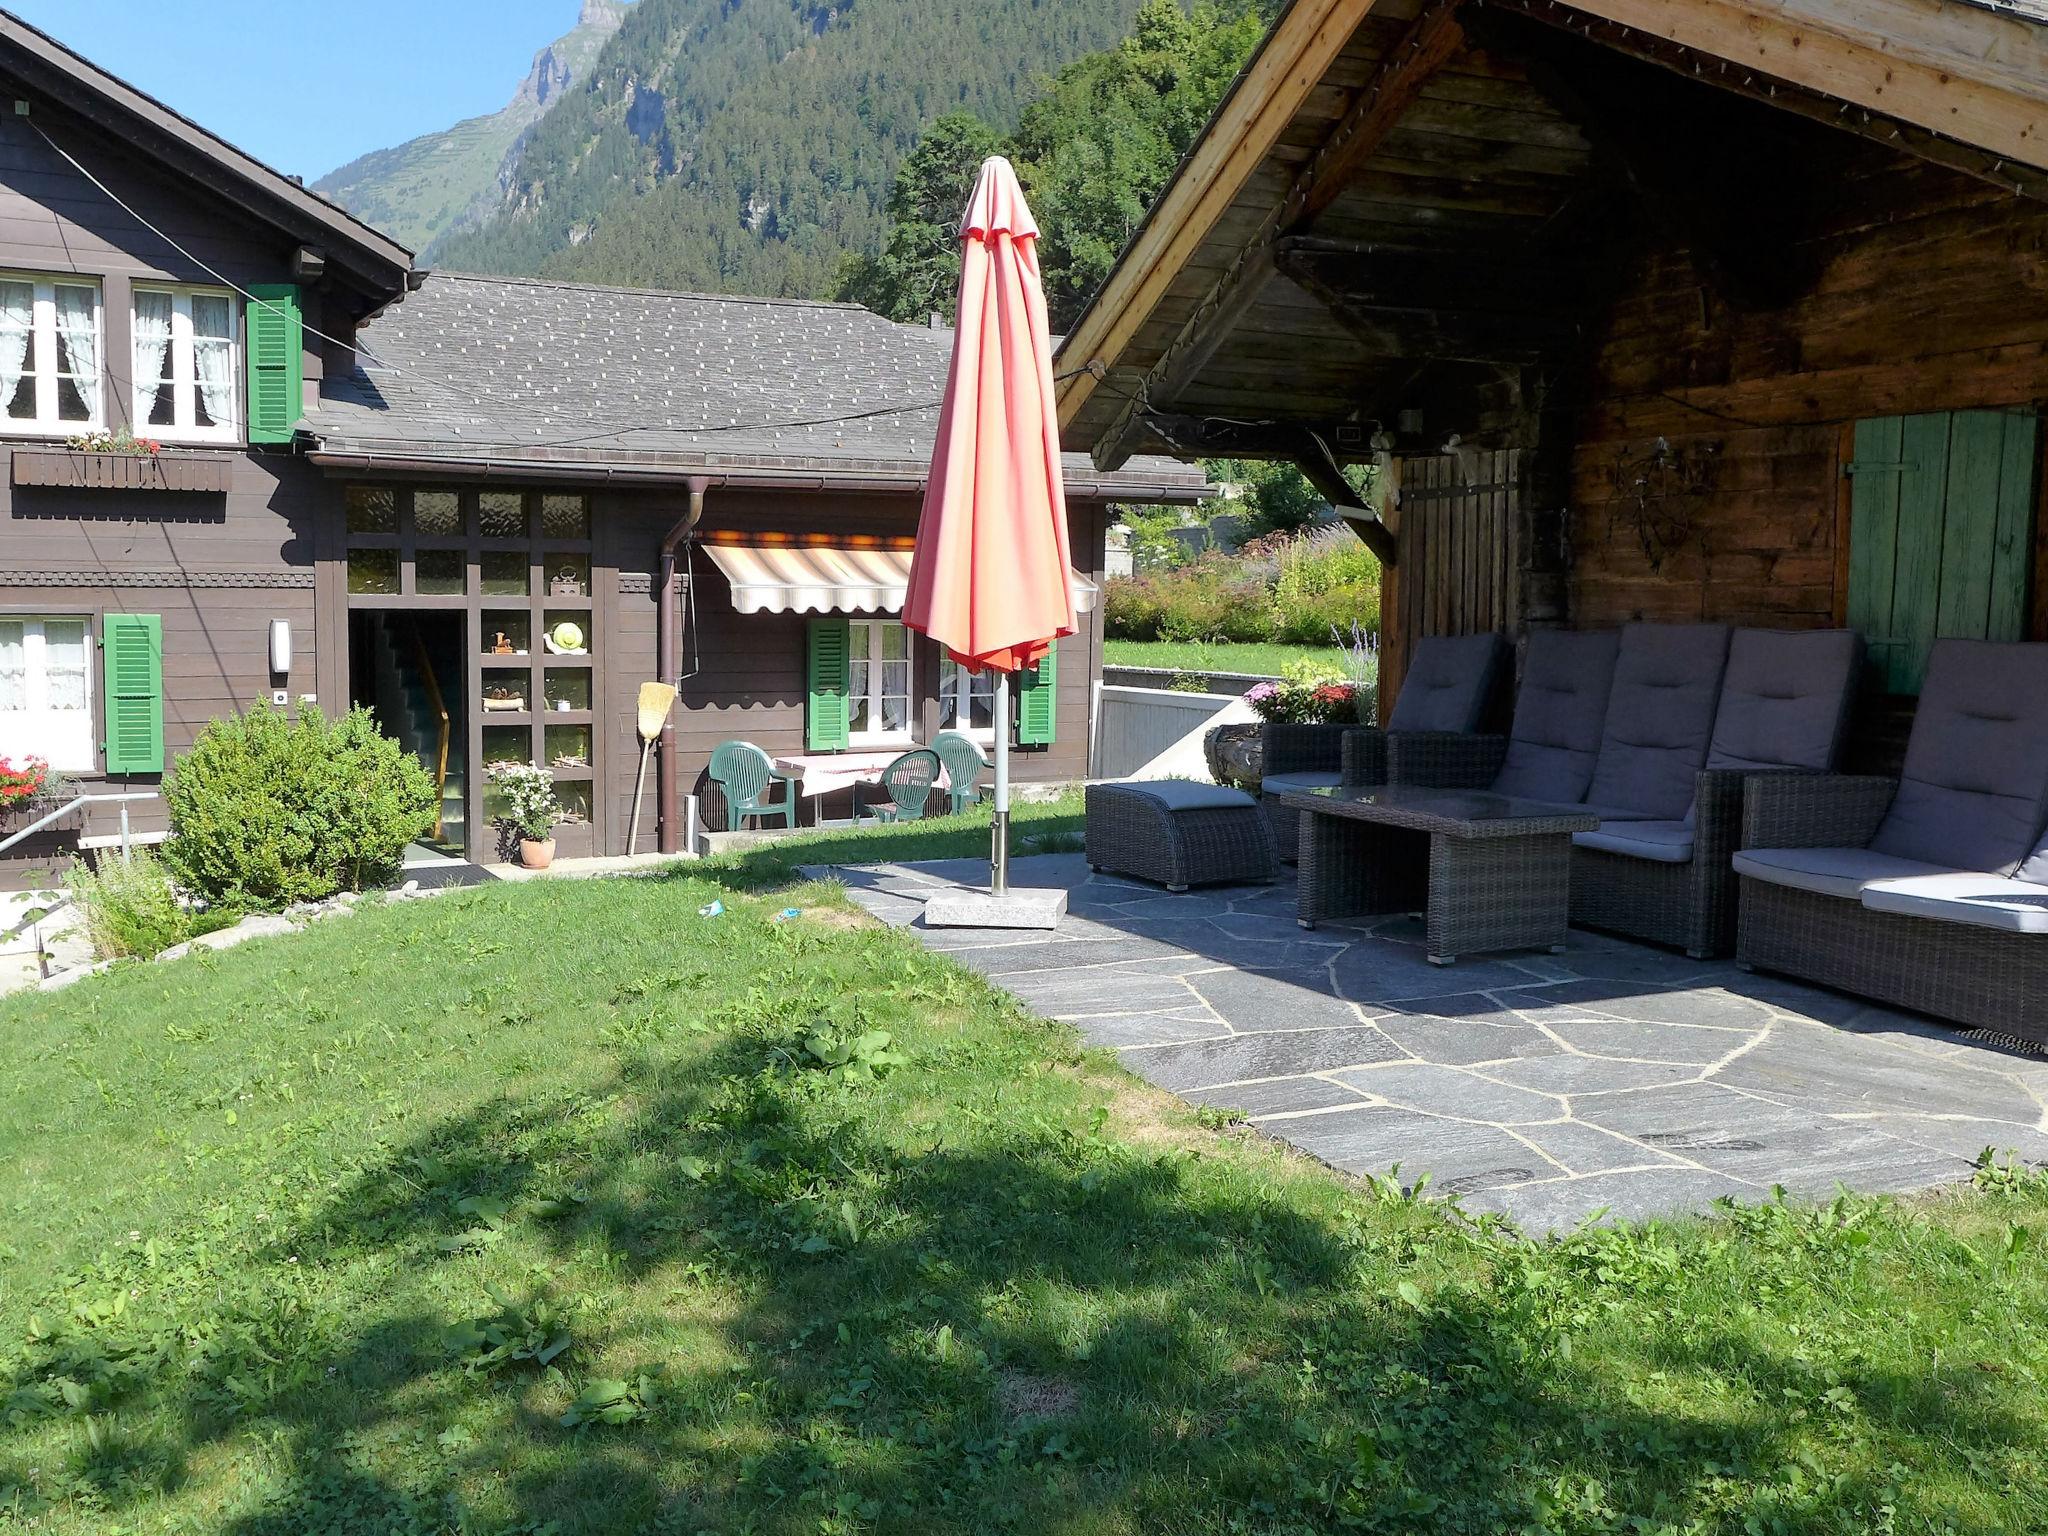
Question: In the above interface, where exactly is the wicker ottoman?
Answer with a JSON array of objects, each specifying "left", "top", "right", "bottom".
[{"left": 1085, "top": 781, "right": 1278, "bottom": 892}]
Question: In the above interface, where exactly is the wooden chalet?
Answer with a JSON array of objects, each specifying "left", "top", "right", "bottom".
[
  {"left": 0, "top": 11, "right": 1204, "bottom": 882},
  {"left": 1056, "top": 0, "right": 2048, "bottom": 754}
]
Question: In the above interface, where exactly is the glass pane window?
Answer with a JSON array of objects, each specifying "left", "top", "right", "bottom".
[
  {"left": 346, "top": 485, "right": 397, "bottom": 535},
  {"left": 415, "top": 549, "right": 466, "bottom": 595},
  {"left": 480, "top": 492, "right": 527, "bottom": 539},
  {"left": 0, "top": 618, "right": 24, "bottom": 711},
  {"left": 481, "top": 551, "right": 529, "bottom": 596},
  {"left": 132, "top": 287, "right": 236, "bottom": 440},
  {"left": 848, "top": 619, "right": 912, "bottom": 743},
  {"left": 940, "top": 652, "right": 996, "bottom": 732},
  {"left": 347, "top": 548, "right": 399, "bottom": 594},
  {"left": 0, "top": 615, "right": 95, "bottom": 770},
  {"left": 0, "top": 275, "right": 102, "bottom": 433},
  {"left": 541, "top": 493, "right": 590, "bottom": 540},
  {"left": 415, "top": 490, "right": 462, "bottom": 537}
]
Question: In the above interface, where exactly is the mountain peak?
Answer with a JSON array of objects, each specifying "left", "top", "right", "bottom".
[{"left": 312, "top": 0, "right": 631, "bottom": 256}]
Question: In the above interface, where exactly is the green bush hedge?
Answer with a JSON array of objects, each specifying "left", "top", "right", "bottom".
[
  {"left": 162, "top": 704, "right": 436, "bottom": 909},
  {"left": 1105, "top": 534, "right": 1380, "bottom": 646}
]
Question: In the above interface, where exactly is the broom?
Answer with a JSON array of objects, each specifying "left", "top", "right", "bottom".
[{"left": 627, "top": 681, "right": 680, "bottom": 855}]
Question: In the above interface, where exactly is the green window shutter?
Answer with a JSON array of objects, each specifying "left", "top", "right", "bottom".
[
  {"left": 1015, "top": 643, "right": 1058, "bottom": 746},
  {"left": 806, "top": 616, "right": 850, "bottom": 750},
  {"left": 244, "top": 284, "right": 303, "bottom": 444},
  {"left": 1847, "top": 410, "right": 2038, "bottom": 694},
  {"left": 101, "top": 613, "right": 164, "bottom": 774}
]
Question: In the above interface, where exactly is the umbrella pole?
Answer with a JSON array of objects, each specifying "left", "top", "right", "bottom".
[{"left": 991, "top": 669, "right": 1011, "bottom": 895}]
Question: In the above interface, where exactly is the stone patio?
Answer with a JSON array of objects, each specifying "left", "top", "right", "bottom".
[{"left": 820, "top": 854, "right": 2048, "bottom": 1232}]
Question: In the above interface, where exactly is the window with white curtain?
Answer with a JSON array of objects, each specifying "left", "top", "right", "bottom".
[
  {"left": 848, "top": 619, "right": 913, "bottom": 745},
  {"left": 0, "top": 616, "right": 94, "bottom": 771},
  {"left": 0, "top": 275, "right": 102, "bottom": 434},
  {"left": 939, "top": 650, "right": 996, "bottom": 738},
  {"left": 133, "top": 287, "right": 238, "bottom": 442}
]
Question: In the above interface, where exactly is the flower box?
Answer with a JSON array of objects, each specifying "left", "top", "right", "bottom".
[{"left": 11, "top": 447, "right": 234, "bottom": 493}]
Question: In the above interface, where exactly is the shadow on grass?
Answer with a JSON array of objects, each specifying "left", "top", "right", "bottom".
[{"left": 9, "top": 1014, "right": 2038, "bottom": 1533}]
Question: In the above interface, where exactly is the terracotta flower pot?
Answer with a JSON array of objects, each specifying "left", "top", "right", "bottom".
[{"left": 519, "top": 836, "right": 556, "bottom": 870}]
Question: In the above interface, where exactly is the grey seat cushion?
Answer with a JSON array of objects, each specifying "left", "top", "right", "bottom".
[
  {"left": 1867, "top": 639, "right": 2048, "bottom": 873},
  {"left": 1385, "top": 632, "right": 1505, "bottom": 733},
  {"left": 1706, "top": 628, "right": 1862, "bottom": 773},
  {"left": 1731, "top": 846, "right": 1949, "bottom": 900},
  {"left": 1585, "top": 623, "right": 1732, "bottom": 820},
  {"left": 1110, "top": 780, "right": 1258, "bottom": 813},
  {"left": 1489, "top": 629, "right": 1622, "bottom": 803},
  {"left": 1859, "top": 873, "right": 2048, "bottom": 934},
  {"left": 1573, "top": 820, "right": 1695, "bottom": 864},
  {"left": 2023, "top": 824, "right": 2048, "bottom": 886},
  {"left": 1260, "top": 771, "right": 1342, "bottom": 794}
]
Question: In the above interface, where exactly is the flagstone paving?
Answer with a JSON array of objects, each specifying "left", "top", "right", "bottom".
[{"left": 815, "top": 854, "right": 2048, "bottom": 1233}]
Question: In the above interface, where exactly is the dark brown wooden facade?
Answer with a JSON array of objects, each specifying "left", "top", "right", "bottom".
[
  {"left": 1057, "top": 0, "right": 2048, "bottom": 757},
  {"left": 0, "top": 17, "right": 1147, "bottom": 880}
]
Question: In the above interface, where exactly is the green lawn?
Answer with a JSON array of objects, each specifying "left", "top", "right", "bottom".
[
  {"left": 1101, "top": 639, "right": 1357, "bottom": 679},
  {"left": 3, "top": 809, "right": 2046, "bottom": 1533}
]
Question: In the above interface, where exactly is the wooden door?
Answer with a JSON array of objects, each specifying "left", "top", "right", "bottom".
[
  {"left": 1382, "top": 450, "right": 1521, "bottom": 712},
  {"left": 1846, "top": 410, "right": 2038, "bottom": 694}
]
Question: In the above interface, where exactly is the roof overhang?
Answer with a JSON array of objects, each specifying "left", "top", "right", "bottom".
[
  {"left": 0, "top": 10, "right": 413, "bottom": 302},
  {"left": 1054, "top": 0, "right": 2048, "bottom": 460},
  {"left": 301, "top": 442, "right": 1214, "bottom": 503}
]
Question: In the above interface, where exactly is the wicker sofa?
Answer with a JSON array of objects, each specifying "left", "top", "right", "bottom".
[
  {"left": 1263, "top": 631, "right": 1504, "bottom": 859},
  {"left": 1733, "top": 638, "right": 2048, "bottom": 1043},
  {"left": 1569, "top": 627, "right": 1862, "bottom": 958},
  {"left": 1374, "top": 625, "right": 1627, "bottom": 796}
]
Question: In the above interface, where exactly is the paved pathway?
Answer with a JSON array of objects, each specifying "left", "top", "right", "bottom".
[{"left": 821, "top": 855, "right": 2048, "bottom": 1232}]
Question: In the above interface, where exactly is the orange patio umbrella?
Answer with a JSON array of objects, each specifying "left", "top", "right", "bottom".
[{"left": 903, "top": 156, "right": 1077, "bottom": 897}]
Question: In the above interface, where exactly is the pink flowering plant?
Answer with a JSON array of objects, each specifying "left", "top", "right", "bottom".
[{"left": 1243, "top": 662, "right": 1366, "bottom": 725}]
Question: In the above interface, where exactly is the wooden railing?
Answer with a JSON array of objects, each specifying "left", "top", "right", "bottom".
[{"left": 409, "top": 625, "right": 451, "bottom": 842}]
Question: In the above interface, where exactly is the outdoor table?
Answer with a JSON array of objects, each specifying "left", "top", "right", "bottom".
[
  {"left": 772, "top": 750, "right": 951, "bottom": 824},
  {"left": 1280, "top": 783, "right": 1598, "bottom": 965}
]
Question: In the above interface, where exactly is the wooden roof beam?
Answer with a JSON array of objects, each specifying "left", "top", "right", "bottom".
[
  {"left": 1088, "top": 0, "right": 1468, "bottom": 473},
  {"left": 1135, "top": 410, "right": 1397, "bottom": 560},
  {"left": 1507, "top": 0, "right": 2048, "bottom": 180},
  {"left": 1482, "top": 0, "right": 2048, "bottom": 201}
]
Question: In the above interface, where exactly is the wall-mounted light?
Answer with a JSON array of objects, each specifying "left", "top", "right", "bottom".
[{"left": 269, "top": 619, "right": 292, "bottom": 677}]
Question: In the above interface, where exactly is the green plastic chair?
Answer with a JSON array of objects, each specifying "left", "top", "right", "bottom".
[
  {"left": 863, "top": 748, "right": 940, "bottom": 824},
  {"left": 932, "top": 731, "right": 988, "bottom": 816},
  {"left": 707, "top": 739, "right": 798, "bottom": 830}
]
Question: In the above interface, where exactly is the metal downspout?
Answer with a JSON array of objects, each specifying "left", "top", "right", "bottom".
[{"left": 656, "top": 476, "right": 710, "bottom": 854}]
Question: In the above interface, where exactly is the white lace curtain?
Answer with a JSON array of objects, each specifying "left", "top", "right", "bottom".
[
  {"left": 132, "top": 290, "right": 172, "bottom": 422},
  {"left": 192, "top": 294, "right": 234, "bottom": 427},
  {"left": 54, "top": 285, "right": 97, "bottom": 407},
  {"left": 0, "top": 281, "right": 32, "bottom": 414}
]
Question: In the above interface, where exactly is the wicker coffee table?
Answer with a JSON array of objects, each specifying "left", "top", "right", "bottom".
[{"left": 1280, "top": 784, "right": 1599, "bottom": 964}]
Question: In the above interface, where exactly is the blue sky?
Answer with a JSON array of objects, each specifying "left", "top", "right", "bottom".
[{"left": 10, "top": 0, "right": 594, "bottom": 181}]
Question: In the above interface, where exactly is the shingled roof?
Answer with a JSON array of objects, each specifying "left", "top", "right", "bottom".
[{"left": 306, "top": 271, "right": 1209, "bottom": 500}]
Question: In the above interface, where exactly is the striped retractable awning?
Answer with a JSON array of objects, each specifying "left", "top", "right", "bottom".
[{"left": 703, "top": 542, "right": 1097, "bottom": 616}]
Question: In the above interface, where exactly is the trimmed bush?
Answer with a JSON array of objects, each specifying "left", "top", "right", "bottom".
[{"left": 163, "top": 704, "right": 436, "bottom": 909}]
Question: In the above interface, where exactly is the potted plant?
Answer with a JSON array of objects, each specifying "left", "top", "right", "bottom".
[
  {"left": 0, "top": 754, "right": 49, "bottom": 819},
  {"left": 489, "top": 762, "right": 561, "bottom": 869}
]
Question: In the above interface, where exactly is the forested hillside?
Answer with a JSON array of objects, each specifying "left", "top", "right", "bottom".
[
  {"left": 840, "top": 0, "right": 1266, "bottom": 329},
  {"left": 434, "top": 0, "right": 1166, "bottom": 296}
]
